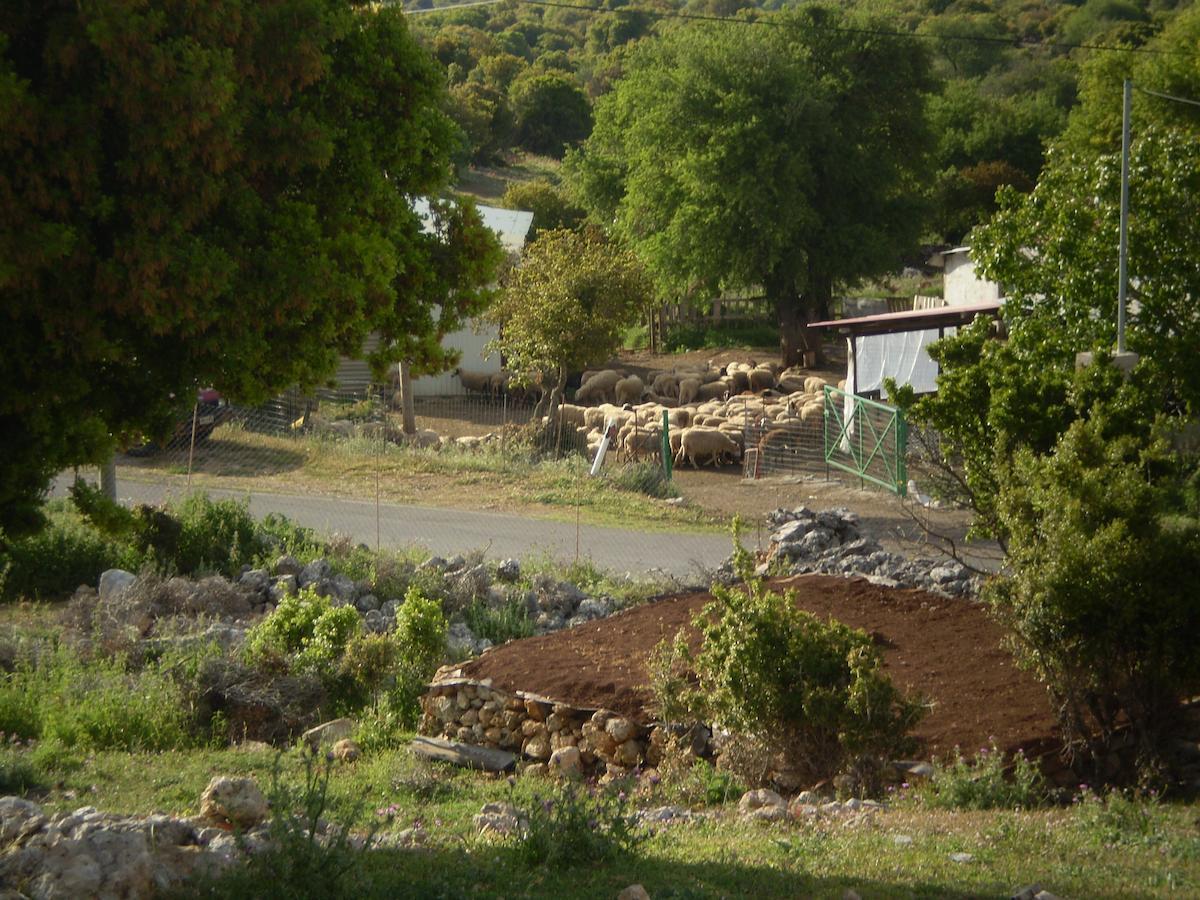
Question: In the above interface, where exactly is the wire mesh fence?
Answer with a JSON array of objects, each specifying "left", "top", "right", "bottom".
[{"left": 86, "top": 382, "right": 912, "bottom": 578}]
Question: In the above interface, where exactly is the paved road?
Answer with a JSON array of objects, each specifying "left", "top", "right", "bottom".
[{"left": 53, "top": 477, "right": 736, "bottom": 581}]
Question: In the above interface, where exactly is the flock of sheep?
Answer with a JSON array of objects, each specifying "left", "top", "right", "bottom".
[{"left": 455, "top": 362, "right": 843, "bottom": 469}]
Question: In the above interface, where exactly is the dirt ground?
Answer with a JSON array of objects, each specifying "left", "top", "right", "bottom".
[{"left": 462, "top": 573, "right": 1059, "bottom": 763}]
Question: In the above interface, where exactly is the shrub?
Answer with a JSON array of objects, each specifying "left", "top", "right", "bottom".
[
  {"left": 610, "top": 461, "right": 673, "bottom": 498},
  {"left": 172, "top": 493, "right": 264, "bottom": 575},
  {"left": 516, "top": 781, "right": 643, "bottom": 868},
  {"left": 1075, "top": 788, "right": 1170, "bottom": 849},
  {"left": 687, "top": 524, "right": 925, "bottom": 784},
  {"left": 245, "top": 586, "right": 361, "bottom": 677},
  {"left": 388, "top": 588, "right": 448, "bottom": 727},
  {"left": 183, "top": 752, "right": 375, "bottom": 899},
  {"left": 988, "top": 415, "right": 1200, "bottom": 780},
  {"left": 0, "top": 500, "right": 147, "bottom": 601},
  {"left": 0, "top": 646, "right": 195, "bottom": 752},
  {"left": 920, "top": 741, "right": 1047, "bottom": 810},
  {"left": 462, "top": 596, "right": 534, "bottom": 644}
]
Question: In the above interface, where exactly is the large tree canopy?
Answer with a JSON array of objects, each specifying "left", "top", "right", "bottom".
[
  {"left": 0, "top": 0, "right": 500, "bottom": 537},
  {"left": 566, "top": 5, "right": 935, "bottom": 365}
]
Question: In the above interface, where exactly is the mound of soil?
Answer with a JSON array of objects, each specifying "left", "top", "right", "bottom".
[{"left": 460, "top": 574, "right": 1060, "bottom": 761}]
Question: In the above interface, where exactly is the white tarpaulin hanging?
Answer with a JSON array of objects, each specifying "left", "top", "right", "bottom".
[{"left": 848, "top": 328, "right": 953, "bottom": 398}]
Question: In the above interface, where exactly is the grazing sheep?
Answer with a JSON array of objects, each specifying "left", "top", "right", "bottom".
[
  {"left": 678, "top": 376, "right": 702, "bottom": 406},
  {"left": 749, "top": 367, "right": 777, "bottom": 392},
  {"left": 615, "top": 375, "right": 645, "bottom": 406},
  {"left": 696, "top": 380, "right": 732, "bottom": 402},
  {"left": 727, "top": 370, "right": 751, "bottom": 394},
  {"left": 650, "top": 372, "right": 679, "bottom": 399},
  {"left": 575, "top": 369, "right": 622, "bottom": 404},
  {"left": 556, "top": 403, "right": 587, "bottom": 428},
  {"left": 804, "top": 376, "right": 828, "bottom": 395},
  {"left": 455, "top": 368, "right": 494, "bottom": 395},
  {"left": 676, "top": 426, "right": 742, "bottom": 468}
]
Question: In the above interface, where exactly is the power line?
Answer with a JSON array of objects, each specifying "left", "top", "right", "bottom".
[
  {"left": 404, "top": 0, "right": 1196, "bottom": 58},
  {"left": 1136, "top": 86, "right": 1200, "bottom": 108}
]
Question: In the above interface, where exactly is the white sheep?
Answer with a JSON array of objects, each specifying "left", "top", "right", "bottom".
[
  {"left": 615, "top": 374, "right": 645, "bottom": 406},
  {"left": 649, "top": 372, "right": 679, "bottom": 399},
  {"left": 676, "top": 426, "right": 742, "bottom": 468},
  {"left": 678, "top": 376, "right": 701, "bottom": 405},
  {"left": 575, "top": 369, "right": 622, "bottom": 404},
  {"left": 749, "top": 367, "right": 777, "bottom": 392}
]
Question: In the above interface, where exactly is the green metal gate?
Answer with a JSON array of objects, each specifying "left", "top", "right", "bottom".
[{"left": 822, "top": 386, "right": 908, "bottom": 496}]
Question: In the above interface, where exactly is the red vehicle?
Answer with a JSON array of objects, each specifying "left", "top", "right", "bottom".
[{"left": 126, "top": 389, "right": 234, "bottom": 455}]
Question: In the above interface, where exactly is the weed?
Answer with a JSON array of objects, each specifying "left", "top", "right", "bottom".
[
  {"left": 516, "top": 780, "right": 644, "bottom": 868},
  {"left": 171, "top": 493, "right": 263, "bottom": 575},
  {"left": 462, "top": 596, "right": 535, "bottom": 644},
  {"left": 1075, "top": 788, "right": 1170, "bottom": 848},
  {"left": 919, "top": 741, "right": 1048, "bottom": 810},
  {"left": 610, "top": 461, "right": 675, "bottom": 498}
]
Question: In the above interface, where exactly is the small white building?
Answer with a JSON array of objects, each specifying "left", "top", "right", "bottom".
[
  {"left": 930, "top": 246, "right": 1002, "bottom": 308},
  {"left": 334, "top": 201, "right": 533, "bottom": 396}
]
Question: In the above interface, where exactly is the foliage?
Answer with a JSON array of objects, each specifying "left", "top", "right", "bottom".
[
  {"left": 0, "top": 646, "right": 195, "bottom": 752},
  {"left": 462, "top": 596, "right": 535, "bottom": 645},
  {"left": 568, "top": 5, "right": 934, "bottom": 365},
  {"left": 0, "top": 0, "right": 500, "bottom": 540},
  {"left": 686, "top": 526, "right": 924, "bottom": 783},
  {"left": 245, "top": 586, "right": 362, "bottom": 678},
  {"left": 516, "top": 781, "right": 644, "bottom": 869},
  {"left": 389, "top": 587, "right": 449, "bottom": 727},
  {"left": 484, "top": 227, "right": 652, "bottom": 404},
  {"left": 501, "top": 179, "right": 585, "bottom": 239},
  {"left": 1075, "top": 788, "right": 1171, "bottom": 849},
  {"left": 609, "top": 461, "right": 674, "bottom": 499},
  {"left": 187, "top": 752, "right": 375, "bottom": 899},
  {"left": 509, "top": 70, "right": 592, "bottom": 158},
  {"left": 173, "top": 493, "right": 264, "bottom": 576},
  {"left": 664, "top": 321, "right": 780, "bottom": 353},
  {"left": 984, "top": 415, "right": 1200, "bottom": 778},
  {"left": 920, "top": 741, "right": 1048, "bottom": 810},
  {"left": 0, "top": 500, "right": 149, "bottom": 602}
]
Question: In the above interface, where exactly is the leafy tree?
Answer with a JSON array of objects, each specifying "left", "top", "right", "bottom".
[
  {"left": 0, "top": 0, "right": 499, "bottom": 538},
  {"left": 567, "top": 6, "right": 934, "bottom": 365},
  {"left": 501, "top": 180, "right": 585, "bottom": 239},
  {"left": 484, "top": 227, "right": 651, "bottom": 414},
  {"left": 509, "top": 70, "right": 593, "bottom": 158},
  {"left": 986, "top": 413, "right": 1200, "bottom": 781}
]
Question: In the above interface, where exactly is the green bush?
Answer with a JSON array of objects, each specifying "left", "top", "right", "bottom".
[
  {"left": 0, "top": 646, "right": 196, "bottom": 751},
  {"left": 463, "top": 596, "right": 534, "bottom": 644},
  {"left": 0, "top": 500, "right": 148, "bottom": 601},
  {"left": 172, "top": 493, "right": 264, "bottom": 575},
  {"left": 664, "top": 321, "right": 779, "bottom": 352},
  {"left": 610, "top": 461, "right": 674, "bottom": 498},
  {"left": 920, "top": 741, "right": 1047, "bottom": 810},
  {"left": 389, "top": 587, "right": 448, "bottom": 727},
  {"left": 516, "top": 781, "right": 643, "bottom": 868},
  {"left": 988, "top": 415, "right": 1200, "bottom": 779},
  {"left": 686, "top": 525, "right": 925, "bottom": 784},
  {"left": 245, "top": 586, "right": 362, "bottom": 677}
]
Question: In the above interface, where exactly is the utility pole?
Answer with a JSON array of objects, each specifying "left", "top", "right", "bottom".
[{"left": 1117, "top": 78, "right": 1131, "bottom": 354}]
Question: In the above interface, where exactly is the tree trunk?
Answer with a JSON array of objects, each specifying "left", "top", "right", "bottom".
[
  {"left": 769, "top": 270, "right": 818, "bottom": 368},
  {"left": 99, "top": 456, "right": 117, "bottom": 501},
  {"left": 398, "top": 361, "right": 416, "bottom": 435}
]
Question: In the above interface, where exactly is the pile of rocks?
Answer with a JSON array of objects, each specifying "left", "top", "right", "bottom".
[
  {"left": 739, "top": 506, "right": 979, "bottom": 598},
  {"left": 85, "top": 552, "right": 623, "bottom": 659},
  {"left": 419, "top": 676, "right": 703, "bottom": 780},
  {"left": 0, "top": 776, "right": 274, "bottom": 898}
]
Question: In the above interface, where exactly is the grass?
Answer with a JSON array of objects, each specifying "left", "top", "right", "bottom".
[
  {"left": 6, "top": 742, "right": 1198, "bottom": 898},
  {"left": 118, "top": 427, "right": 722, "bottom": 534}
]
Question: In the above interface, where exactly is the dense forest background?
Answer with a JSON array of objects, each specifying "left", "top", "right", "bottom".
[{"left": 405, "top": 0, "right": 1197, "bottom": 245}]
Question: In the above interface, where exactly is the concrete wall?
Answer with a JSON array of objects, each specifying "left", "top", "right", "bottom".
[{"left": 943, "top": 251, "right": 1001, "bottom": 307}]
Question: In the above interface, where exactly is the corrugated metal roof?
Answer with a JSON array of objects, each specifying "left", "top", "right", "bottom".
[{"left": 411, "top": 198, "right": 533, "bottom": 254}]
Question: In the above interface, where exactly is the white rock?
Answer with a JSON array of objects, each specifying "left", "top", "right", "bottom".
[
  {"left": 949, "top": 852, "right": 974, "bottom": 863},
  {"left": 302, "top": 717, "right": 355, "bottom": 749},
  {"left": 198, "top": 776, "right": 268, "bottom": 829},
  {"left": 549, "top": 746, "right": 583, "bottom": 778},
  {"left": 892, "top": 834, "right": 914, "bottom": 847},
  {"left": 98, "top": 569, "right": 136, "bottom": 602}
]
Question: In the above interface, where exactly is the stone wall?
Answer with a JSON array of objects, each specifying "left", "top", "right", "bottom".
[{"left": 419, "top": 672, "right": 680, "bottom": 778}]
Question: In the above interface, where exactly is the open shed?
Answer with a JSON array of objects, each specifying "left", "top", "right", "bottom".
[{"left": 809, "top": 301, "right": 1001, "bottom": 399}]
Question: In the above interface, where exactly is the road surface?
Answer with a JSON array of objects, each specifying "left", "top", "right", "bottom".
[{"left": 52, "top": 476, "right": 736, "bottom": 581}]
